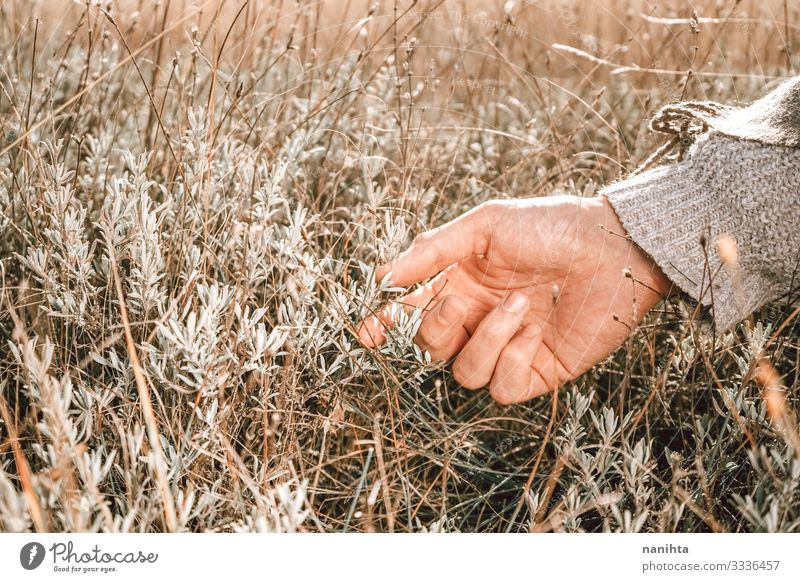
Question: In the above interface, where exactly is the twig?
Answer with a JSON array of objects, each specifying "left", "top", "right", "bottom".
[{"left": 107, "top": 241, "right": 178, "bottom": 532}]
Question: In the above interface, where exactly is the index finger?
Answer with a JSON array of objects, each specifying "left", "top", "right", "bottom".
[{"left": 376, "top": 202, "right": 495, "bottom": 287}]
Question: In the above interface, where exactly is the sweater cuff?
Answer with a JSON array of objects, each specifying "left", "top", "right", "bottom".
[{"left": 599, "top": 137, "right": 772, "bottom": 331}]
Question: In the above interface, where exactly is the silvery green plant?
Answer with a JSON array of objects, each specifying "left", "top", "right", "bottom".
[{"left": 0, "top": 2, "right": 798, "bottom": 533}]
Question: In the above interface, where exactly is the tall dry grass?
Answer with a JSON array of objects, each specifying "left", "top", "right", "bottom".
[{"left": 0, "top": 0, "right": 798, "bottom": 532}]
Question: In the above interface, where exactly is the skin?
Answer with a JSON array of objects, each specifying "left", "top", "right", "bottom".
[{"left": 357, "top": 195, "right": 672, "bottom": 404}]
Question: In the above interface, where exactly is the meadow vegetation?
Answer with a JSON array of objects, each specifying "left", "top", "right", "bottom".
[{"left": 0, "top": 0, "right": 799, "bottom": 532}]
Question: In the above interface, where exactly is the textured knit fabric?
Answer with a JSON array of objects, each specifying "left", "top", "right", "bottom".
[{"left": 601, "top": 132, "right": 800, "bottom": 330}]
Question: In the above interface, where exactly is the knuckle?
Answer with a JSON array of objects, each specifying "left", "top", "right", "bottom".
[
  {"left": 500, "top": 344, "right": 527, "bottom": 365},
  {"left": 480, "top": 325, "right": 510, "bottom": 343},
  {"left": 412, "top": 231, "right": 434, "bottom": 247},
  {"left": 479, "top": 200, "right": 502, "bottom": 214},
  {"left": 477, "top": 200, "right": 506, "bottom": 222},
  {"left": 415, "top": 323, "right": 439, "bottom": 348}
]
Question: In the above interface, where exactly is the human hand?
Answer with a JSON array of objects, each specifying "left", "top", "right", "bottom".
[{"left": 357, "top": 195, "right": 671, "bottom": 404}]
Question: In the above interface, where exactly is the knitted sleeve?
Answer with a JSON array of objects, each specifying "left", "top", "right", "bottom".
[{"left": 600, "top": 132, "right": 800, "bottom": 330}]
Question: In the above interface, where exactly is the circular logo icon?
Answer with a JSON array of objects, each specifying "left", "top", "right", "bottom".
[{"left": 20, "top": 542, "right": 46, "bottom": 570}]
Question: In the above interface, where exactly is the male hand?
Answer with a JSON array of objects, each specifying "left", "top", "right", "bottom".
[{"left": 357, "top": 195, "right": 671, "bottom": 404}]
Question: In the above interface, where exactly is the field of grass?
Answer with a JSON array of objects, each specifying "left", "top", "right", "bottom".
[{"left": 0, "top": 0, "right": 799, "bottom": 532}]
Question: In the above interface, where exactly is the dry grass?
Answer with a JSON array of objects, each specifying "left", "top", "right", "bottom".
[{"left": 0, "top": 0, "right": 799, "bottom": 532}]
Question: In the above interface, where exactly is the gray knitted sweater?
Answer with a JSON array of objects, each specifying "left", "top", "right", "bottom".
[{"left": 601, "top": 78, "right": 800, "bottom": 330}]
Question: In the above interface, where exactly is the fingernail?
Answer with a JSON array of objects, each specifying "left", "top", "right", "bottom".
[
  {"left": 377, "top": 268, "right": 393, "bottom": 284},
  {"left": 357, "top": 317, "right": 384, "bottom": 348},
  {"left": 438, "top": 296, "right": 464, "bottom": 321},
  {"left": 502, "top": 291, "right": 527, "bottom": 313},
  {"left": 356, "top": 323, "right": 374, "bottom": 347}
]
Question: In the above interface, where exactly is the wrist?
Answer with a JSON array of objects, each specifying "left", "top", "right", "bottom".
[{"left": 587, "top": 195, "right": 673, "bottom": 299}]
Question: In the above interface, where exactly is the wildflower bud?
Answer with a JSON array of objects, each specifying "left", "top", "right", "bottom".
[
  {"left": 716, "top": 233, "right": 739, "bottom": 266},
  {"left": 758, "top": 362, "right": 784, "bottom": 416}
]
